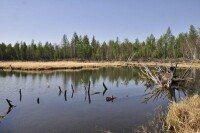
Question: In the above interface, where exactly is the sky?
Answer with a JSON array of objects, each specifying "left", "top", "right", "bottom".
[{"left": 0, "top": 0, "right": 200, "bottom": 44}]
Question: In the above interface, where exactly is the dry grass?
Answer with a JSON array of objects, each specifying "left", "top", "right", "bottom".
[
  {"left": 0, "top": 61, "right": 125, "bottom": 70},
  {"left": 0, "top": 61, "right": 200, "bottom": 71},
  {"left": 166, "top": 95, "right": 200, "bottom": 133},
  {"left": 135, "top": 106, "right": 168, "bottom": 133}
]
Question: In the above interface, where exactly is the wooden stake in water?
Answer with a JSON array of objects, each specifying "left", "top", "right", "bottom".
[
  {"left": 71, "top": 84, "right": 74, "bottom": 98},
  {"left": 19, "top": 89, "right": 22, "bottom": 102}
]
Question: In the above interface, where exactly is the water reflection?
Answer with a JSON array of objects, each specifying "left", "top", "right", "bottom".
[
  {"left": 0, "top": 99, "right": 16, "bottom": 123},
  {"left": 142, "top": 68, "right": 200, "bottom": 103},
  {"left": 0, "top": 67, "right": 199, "bottom": 133},
  {"left": 1, "top": 67, "right": 199, "bottom": 104},
  {"left": 0, "top": 67, "right": 140, "bottom": 89},
  {"left": 0, "top": 106, "right": 15, "bottom": 122}
]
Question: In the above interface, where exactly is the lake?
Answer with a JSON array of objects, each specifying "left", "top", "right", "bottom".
[{"left": 0, "top": 67, "right": 199, "bottom": 133}]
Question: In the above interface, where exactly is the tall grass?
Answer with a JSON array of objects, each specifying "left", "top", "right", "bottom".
[
  {"left": 136, "top": 95, "right": 200, "bottom": 133},
  {"left": 166, "top": 95, "right": 200, "bottom": 133}
]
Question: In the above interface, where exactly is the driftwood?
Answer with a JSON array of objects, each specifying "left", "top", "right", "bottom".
[
  {"left": 91, "top": 92, "right": 101, "bottom": 95},
  {"left": 182, "top": 60, "right": 194, "bottom": 78},
  {"left": 140, "top": 62, "right": 194, "bottom": 103},
  {"left": 139, "top": 62, "right": 192, "bottom": 89}
]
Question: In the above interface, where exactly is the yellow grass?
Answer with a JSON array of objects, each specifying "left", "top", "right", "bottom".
[
  {"left": 166, "top": 95, "right": 200, "bottom": 133},
  {"left": 0, "top": 61, "right": 200, "bottom": 71}
]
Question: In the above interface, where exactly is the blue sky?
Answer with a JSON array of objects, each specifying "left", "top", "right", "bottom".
[{"left": 0, "top": 0, "right": 200, "bottom": 44}]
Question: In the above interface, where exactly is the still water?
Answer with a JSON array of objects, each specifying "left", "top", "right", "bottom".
[{"left": 0, "top": 67, "right": 198, "bottom": 133}]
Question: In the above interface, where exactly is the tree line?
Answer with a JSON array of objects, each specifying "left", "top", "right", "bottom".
[{"left": 0, "top": 25, "right": 199, "bottom": 61}]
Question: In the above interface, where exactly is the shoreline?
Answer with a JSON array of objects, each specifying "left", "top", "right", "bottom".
[{"left": 0, "top": 61, "right": 199, "bottom": 71}]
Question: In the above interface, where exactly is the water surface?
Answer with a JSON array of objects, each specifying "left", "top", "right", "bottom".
[{"left": 0, "top": 67, "right": 199, "bottom": 133}]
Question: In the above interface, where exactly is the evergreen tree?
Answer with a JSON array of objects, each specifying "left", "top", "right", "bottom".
[
  {"left": 20, "top": 42, "right": 27, "bottom": 60},
  {"left": 0, "top": 43, "right": 6, "bottom": 60},
  {"left": 71, "top": 32, "right": 79, "bottom": 58},
  {"left": 62, "top": 34, "right": 69, "bottom": 59}
]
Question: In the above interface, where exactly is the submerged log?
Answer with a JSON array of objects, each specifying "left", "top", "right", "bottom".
[
  {"left": 91, "top": 92, "right": 101, "bottom": 95},
  {"left": 6, "top": 99, "right": 15, "bottom": 108}
]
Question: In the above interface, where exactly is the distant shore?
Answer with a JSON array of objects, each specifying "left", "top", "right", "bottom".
[{"left": 0, "top": 60, "right": 199, "bottom": 71}]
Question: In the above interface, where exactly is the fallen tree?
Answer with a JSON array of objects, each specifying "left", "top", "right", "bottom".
[{"left": 139, "top": 62, "right": 193, "bottom": 89}]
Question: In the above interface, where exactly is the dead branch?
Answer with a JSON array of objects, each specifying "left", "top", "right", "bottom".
[{"left": 182, "top": 60, "right": 194, "bottom": 78}]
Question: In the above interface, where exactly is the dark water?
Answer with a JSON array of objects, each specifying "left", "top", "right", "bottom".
[{"left": 0, "top": 67, "right": 199, "bottom": 133}]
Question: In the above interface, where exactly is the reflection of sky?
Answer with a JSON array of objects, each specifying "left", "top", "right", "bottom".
[{"left": 0, "top": 68, "right": 190, "bottom": 133}]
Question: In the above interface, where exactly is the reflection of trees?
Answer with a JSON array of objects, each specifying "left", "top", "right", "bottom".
[
  {"left": 143, "top": 69, "right": 200, "bottom": 103},
  {"left": 0, "top": 67, "right": 141, "bottom": 86},
  {"left": 1, "top": 67, "right": 199, "bottom": 96},
  {"left": 143, "top": 86, "right": 186, "bottom": 103}
]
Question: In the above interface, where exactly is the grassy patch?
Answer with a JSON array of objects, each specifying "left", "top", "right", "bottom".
[
  {"left": 166, "top": 95, "right": 200, "bottom": 133},
  {"left": 0, "top": 61, "right": 200, "bottom": 71}
]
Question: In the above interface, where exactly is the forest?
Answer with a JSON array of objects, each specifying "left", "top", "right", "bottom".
[{"left": 0, "top": 25, "right": 199, "bottom": 61}]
